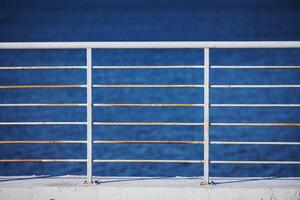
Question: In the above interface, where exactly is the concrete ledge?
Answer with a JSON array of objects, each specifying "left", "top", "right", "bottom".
[{"left": 0, "top": 176, "right": 299, "bottom": 200}]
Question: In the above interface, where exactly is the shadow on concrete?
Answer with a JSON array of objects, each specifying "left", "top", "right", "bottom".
[
  {"left": 95, "top": 177, "right": 177, "bottom": 184},
  {"left": 213, "top": 177, "right": 300, "bottom": 185},
  {"left": 0, "top": 175, "right": 59, "bottom": 183}
]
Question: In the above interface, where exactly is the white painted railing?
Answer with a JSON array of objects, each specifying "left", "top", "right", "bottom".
[{"left": 0, "top": 41, "right": 300, "bottom": 185}]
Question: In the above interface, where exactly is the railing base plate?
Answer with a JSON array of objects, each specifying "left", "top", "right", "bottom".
[{"left": 200, "top": 180, "right": 215, "bottom": 186}]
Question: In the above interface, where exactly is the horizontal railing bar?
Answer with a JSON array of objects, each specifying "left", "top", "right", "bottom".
[
  {"left": 0, "top": 159, "right": 86, "bottom": 163},
  {"left": 211, "top": 66, "right": 300, "bottom": 69},
  {"left": 1, "top": 103, "right": 290, "bottom": 107},
  {"left": 1, "top": 41, "right": 300, "bottom": 49},
  {"left": 0, "top": 66, "right": 86, "bottom": 70},
  {"left": 211, "top": 104, "right": 300, "bottom": 107},
  {"left": 93, "top": 103, "right": 203, "bottom": 107},
  {"left": 5, "top": 141, "right": 299, "bottom": 145},
  {"left": 93, "top": 66, "right": 204, "bottom": 69},
  {"left": 93, "top": 84, "right": 203, "bottom": 88},
  {"left": 93, "top": 159, "right": 204, "bottom": 163},
  {"left": 211, "top": 160, "right": 300, "bottom": 164},
  {"left": 4, "top": 84, "right": 299, "bottom": 89},
  {"left": 211, "top": 123, "right": 300, "bottom": 126},
  {"left": 2, "top": 84, "right": 300, "bottom": 89},
  {"left": 211, "top": 141, "right": 300, "bottom": 145},
  {"left": 0, "top": 140, "right": 87, "bottom": 144},
  {"left": 93, "top": 122, "right": 204, "bottom": 126},
  {"left": 0, "top": 122, "right": 87, "bottom": 125},
  {"left": 2, "top": 66, "right": 299, "bottom": 70},
  {"left": 10, "top": 140, "right": 300, "bottom": 145},
  {"left": 93, "top": 140, "right": 203, "bottom": 144},
  {"left": 0, "top": 85, "right": 86, "bottom": 89},
  {"left": 211, "top": 85, "right": 300, "bottom": 88},
  {"left": 0, "top": 103, "right": 87, "bottom": 107}
]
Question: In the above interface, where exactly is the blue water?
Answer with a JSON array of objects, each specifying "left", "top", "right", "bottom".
[{"left": 0, "top": 0, "right": 300, "bottom": 177}]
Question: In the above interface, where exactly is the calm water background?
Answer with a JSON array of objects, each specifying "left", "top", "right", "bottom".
[{"left": 0, "top": 0, "right": 300, "bottom": 177}]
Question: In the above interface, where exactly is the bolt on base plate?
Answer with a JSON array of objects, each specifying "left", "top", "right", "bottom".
[
  {"left": 200, "top": 180, "right": 215, "bottom": 186},
  {"left": 83, "top": 180, "right": 100, "bottom": 185}
]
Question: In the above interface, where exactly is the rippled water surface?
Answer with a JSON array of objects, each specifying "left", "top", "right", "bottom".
[{"left": 0, "top": 0, "right": 300, "bottom": 177}]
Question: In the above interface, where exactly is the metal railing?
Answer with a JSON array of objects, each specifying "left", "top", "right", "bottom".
[{"left": 0, "top": 41, "right": 300, "bottom": 184}]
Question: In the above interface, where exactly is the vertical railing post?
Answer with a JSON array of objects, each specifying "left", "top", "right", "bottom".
[
  {"left": 86, "top": 48, "right": 93, "bottom": 184},
  {"left": 201, "top": 48, "right": 212, "bottom": 185}
]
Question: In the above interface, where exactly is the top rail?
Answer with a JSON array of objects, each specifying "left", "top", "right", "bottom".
[{"left": 1, "top": 41, "right": 300, "bottom": 49}]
